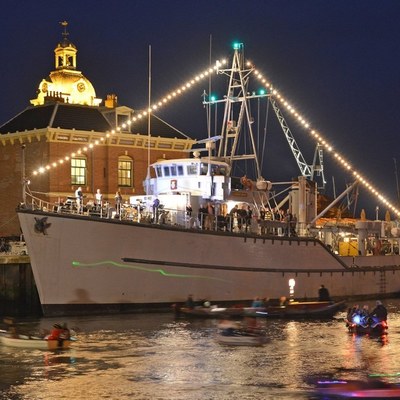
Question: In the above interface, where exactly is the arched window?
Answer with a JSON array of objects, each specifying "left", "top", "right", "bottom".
[
  {"left": 71, "top": 157, "right": 87, "bottom": 185},
  {"left": 118, "top": 156, "right": 133, "bottom": 187}
]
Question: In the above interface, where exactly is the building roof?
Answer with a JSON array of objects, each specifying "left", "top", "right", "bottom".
[
  {"left": 0, "top": 103, "right": 111, "bottom": 133},
  {"left": 0, "top": 103, "right": 192, "bottom": 140}
]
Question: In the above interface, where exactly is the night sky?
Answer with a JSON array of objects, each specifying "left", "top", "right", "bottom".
[{"left": 1, "top": 0, "right": 400, "bottom": 218}]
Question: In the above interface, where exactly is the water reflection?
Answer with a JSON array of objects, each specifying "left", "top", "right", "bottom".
[{"left": 1, "top": 301, "right": 400, "bottom": 399}]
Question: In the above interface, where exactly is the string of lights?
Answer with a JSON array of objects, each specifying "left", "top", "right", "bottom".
[
  {"left": 32, "top": 60, "right": 227, "bottom": 176},
  {"left": 250, "top": 62, "right": 400, "bottom": 217},
  {"left": 31, "top": 52, "right": 400, "bottom": 217}
]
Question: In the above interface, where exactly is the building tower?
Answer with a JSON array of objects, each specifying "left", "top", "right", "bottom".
[{"left": 30, "top": 21, "right": 102, "bottom": 107}]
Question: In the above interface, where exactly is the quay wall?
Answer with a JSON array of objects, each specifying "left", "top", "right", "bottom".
[{"left": 0, "top": 255, "right": 41, "bottom": 316}]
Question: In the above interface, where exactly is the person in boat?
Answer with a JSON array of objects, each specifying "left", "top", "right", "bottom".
[
  {"left": 47, "top": 323, "right": 70, "bottom": 342},
  {"left": 47, "top": 323, "right": 64, "bottom": 340},
  {"left": 251, "top": 297, "right": 264, "bottom": 308},
  {"left": 4, "top": 317, "right": 18, "bottom": 338},
  {"left": 318, "top": 284, "right": 331, "bottom": 302},
  {"left": 185, "top": 294, "right": 195, "bottom": 309},
  {"left": 347, "top": 304, "right": 360, "bottom": 322},
  {"left": 370, "top": 300, "right": 388, "bottom": 322},
  {"left": 359, "top": 305, "right": 370, "bottom": 325}
]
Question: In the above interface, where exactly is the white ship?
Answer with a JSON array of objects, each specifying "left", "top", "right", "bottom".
[{"left": 17, "top": 44, "right": 400, "bottom": 316}]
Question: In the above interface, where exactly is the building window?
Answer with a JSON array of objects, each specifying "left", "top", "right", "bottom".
[
  {"left": 71, "top": 157, "right": 87, "bottom": 185},
  {"left": 118, "top": 157, "right": 133, "bottom": 187}
]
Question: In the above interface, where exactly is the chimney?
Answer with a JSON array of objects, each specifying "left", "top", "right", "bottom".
[{"left": 105, "top": 94, "right": 118, "bottom": 108}]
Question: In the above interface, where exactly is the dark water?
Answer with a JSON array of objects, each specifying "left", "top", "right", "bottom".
[{"left": 1, "top": 300, "right": 400, "bottom": 399}]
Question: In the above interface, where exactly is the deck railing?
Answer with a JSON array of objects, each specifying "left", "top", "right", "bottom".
[{"left": 20, "top": 191, "right": 295, "bottom": 236}]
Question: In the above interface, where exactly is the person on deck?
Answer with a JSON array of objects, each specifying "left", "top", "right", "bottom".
[
  {"left": 152, "top": 197, "right": 160, "bottom": 223},
  {"left": 75, "top": 187, "right": 83, "bottom": 213},
  {"left": 95, "top": 189, "right": 103, "bottom": 210},
  {"left": 318, "top": 285, "right": 331, "bottom": 301},
  {"left": 115, "top": 190, "right": 123, "bottom": 215}
]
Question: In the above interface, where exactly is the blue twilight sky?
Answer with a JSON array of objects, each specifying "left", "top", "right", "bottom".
[{"left": 1, "top": 0, "right": 400, "bottom": 217}]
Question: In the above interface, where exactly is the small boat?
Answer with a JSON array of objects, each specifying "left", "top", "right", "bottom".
[
  {"left": 174, "top": 304, "right": 244, "bottom": 318},
  {"left": 245, "top": 300, "right": 346, "bottom": 319},
  {"left": 315, "top": 379, "right": 400, "bottom": 398},
  {"left": 346, "top": 315, "right": 388, "bottom": 336},
  {"left": 175, "top": 300, "right": 345, "bottom": 319},
  {"left": 216, "top": 321, "right": 268, "bottom": 346},
  {"left": 0, "top": 334, "right": 75, "bottom": 350}
]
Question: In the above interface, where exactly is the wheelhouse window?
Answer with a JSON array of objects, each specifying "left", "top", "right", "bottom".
[
  {"left": 71, "top": 157, "right": 87, "bottom": 185},
  {"left": 118, "top": 156, "right": 133, "bottom": 187},
  {"left": 200, "top": 163, "right": 208, "bottom": 175},
  {"left": 163, "top": 166, "right": 171, "bottom": 177},
  {"left": 187, "top": 163, "right": 198, "bottom": 175},
  {"left": 177, "top": 165, "right": 184, "bottom": 176}
]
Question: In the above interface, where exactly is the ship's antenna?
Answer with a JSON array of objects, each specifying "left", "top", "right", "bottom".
[
  {"left": 207, "top": 34, "right": 212, "bottom": 175},
  {"left": 146, "top": 45, "right": 152, "bottom": 181},
  {"left": 394, "top": 157, "right": 400, "bottom": 208},
  {"left": 208, "top": 34, "right": 212, "bottom": 142}
]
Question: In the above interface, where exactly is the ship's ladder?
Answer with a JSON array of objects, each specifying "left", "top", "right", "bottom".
[{"left": 379, "top": 270, "right": 386, "bottom": 294}]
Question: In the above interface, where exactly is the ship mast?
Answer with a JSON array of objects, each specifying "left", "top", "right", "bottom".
[{"left": 205, "top": 43, "right": 266, "bottom": 180}]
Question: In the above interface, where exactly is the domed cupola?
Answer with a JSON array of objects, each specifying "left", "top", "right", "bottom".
[{"left": 31, "top": 21, "right": 102, "bottom": 107}]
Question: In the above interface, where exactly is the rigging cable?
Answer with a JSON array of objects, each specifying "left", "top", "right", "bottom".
[{"left": 260, "top": 97, "right": 270, "bottom": 176}]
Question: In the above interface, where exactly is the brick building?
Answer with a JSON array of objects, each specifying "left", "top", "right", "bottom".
[{"left": 0, "top": 25, "right": 194, "bottom": 237}]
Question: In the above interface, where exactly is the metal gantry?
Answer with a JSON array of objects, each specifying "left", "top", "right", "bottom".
[
  {"left": 203, "top": 43, "right": 326, "bottom": 188},
  {"left": 203, "top": 44, "right": 266, "bottom": 179}
]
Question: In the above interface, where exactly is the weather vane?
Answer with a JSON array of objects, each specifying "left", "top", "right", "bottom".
[{"left": 59, "top": 21, "right": 69, "bottom": 38}]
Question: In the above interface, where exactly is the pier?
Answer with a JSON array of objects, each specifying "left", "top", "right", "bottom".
[{"left": 0, "top": 254, "right": 41, "bottom": 316}]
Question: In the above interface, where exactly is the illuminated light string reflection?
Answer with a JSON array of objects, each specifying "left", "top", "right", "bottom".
[
  {"left": 30, "top": 50, "right": 400, "bottom": 216},
  {"left": 72, "top": 260, "right": 230, "bottom": 282}
]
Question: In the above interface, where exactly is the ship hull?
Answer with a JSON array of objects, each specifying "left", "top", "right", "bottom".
[{"left": 17, "top": 209, "right": 400, "bottom": 316}]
